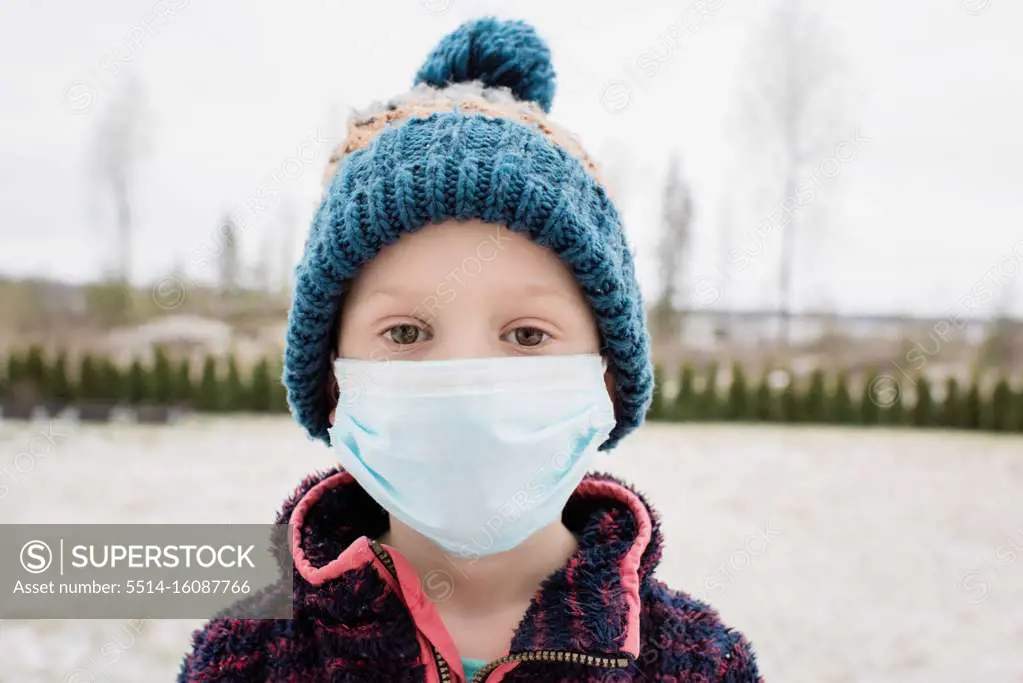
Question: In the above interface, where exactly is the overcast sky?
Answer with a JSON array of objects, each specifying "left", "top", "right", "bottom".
[{"left": 1, "top": 0, "right": 1021, "bottom": 317}]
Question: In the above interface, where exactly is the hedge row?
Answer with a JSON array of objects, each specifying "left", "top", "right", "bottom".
[
  {"left": 648, "top": 363, "right": 1023, "bottom": 432},
  {"left": 0, "top": 346, "right": 289, "bottom": 413},
  {"left": 3, "top": 347, "right": 1022, "bottom": 432}
]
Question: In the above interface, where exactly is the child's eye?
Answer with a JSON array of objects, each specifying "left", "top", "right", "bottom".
[
  {"left": 505, "top": 326, "right": 550, "bottom": 348},
  {"left": 385, "top": 324, "right": 430, "bottom": 345}
]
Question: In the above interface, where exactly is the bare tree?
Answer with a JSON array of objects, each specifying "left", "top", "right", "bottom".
[
  {"left": 253, "top": 196, "right": 296, "bottom": 297},
  {"left": 712, "top": 194, "right": 738, "bottom": 343},
  {"left": 653, "top": 154, "right": 694, "bottom": 349},
  {"left": 977, "top": 289, "right": 1018, "bottom": 373},
  {"left": 736, "top": 0, "right": 847, "bottom": 345},
  {"left": 89, "top": 74, "right": 152, "bottom": 319},
  {"left": 218, "top": 214, "right": 240, "bottom": 297},
  {"left": 275, "top": 194, "right": 301, "bottom": 297},
  {"left": 254, "top": 224, "right": 275, "bottom": 295}
]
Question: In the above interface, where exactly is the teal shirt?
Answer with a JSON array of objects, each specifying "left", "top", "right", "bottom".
[{"left": 462, "top": 658, "right": 488, "bottom": 680}]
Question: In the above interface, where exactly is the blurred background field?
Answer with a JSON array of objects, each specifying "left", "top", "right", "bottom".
[
  {"left": 0, "top": 417, "right": 1020, "bottom": 682},
  {"left": 2, "top": 0, "right": 1023, "bottom": 680}
]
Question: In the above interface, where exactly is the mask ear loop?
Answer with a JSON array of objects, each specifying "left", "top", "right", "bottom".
[
  {"left": 329, "top": 368, "right": 340, "bottom": 402},
  {"left": 324, "top": 359, "right": 340, "bottom": 429}
]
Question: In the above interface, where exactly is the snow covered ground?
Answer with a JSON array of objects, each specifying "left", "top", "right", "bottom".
[{"left": 0, "top": 417, "right": 1020, "bottom": 682}]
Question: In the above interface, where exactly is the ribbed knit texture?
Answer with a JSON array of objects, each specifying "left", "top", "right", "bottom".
[
  {"left": 414, "top": 17, "right": 557, "bottom": 113},
  {"left": 284, "top": 17, "right": 653, "bottom": 450}
]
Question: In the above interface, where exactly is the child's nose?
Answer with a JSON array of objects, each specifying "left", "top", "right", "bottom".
[{"left": 426, "top": 328, "right": 507, "bottom": 360}]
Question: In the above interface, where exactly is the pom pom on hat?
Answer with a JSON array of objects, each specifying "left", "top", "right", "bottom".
[{"left": 413, "top": 17, "right": 557, "bottom": 113}]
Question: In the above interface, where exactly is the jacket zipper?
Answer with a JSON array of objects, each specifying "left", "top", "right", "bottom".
[
  {"left": 369, "top": 540, "right": 454, "bottom": 683},
  {"left": 368, "top": 540, "right": 631, "bottom": 683},
  {"left": 467, "top": 650, "right": 630, "bottom": 682}
]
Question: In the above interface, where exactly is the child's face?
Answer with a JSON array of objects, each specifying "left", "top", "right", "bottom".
[{"left": 336, "top": 219, "right": 602, "bottom": 361}]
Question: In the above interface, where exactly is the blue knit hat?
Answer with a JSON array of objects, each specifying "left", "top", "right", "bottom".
[{"left": 284, "top": 17, "right": 652, "bottom": 450}]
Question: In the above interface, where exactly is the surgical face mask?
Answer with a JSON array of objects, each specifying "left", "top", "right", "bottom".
[{"left": 327, "top": 354, "right": 616, "bottom": 557}]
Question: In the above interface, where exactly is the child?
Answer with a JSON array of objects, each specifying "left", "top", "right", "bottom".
[{"left": 179, "top": 17, "right": 762, "bottom": 683}]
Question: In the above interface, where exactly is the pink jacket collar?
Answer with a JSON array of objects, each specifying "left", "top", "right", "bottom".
[{"left": 273, "top": 467, "right": 664, "bottom": 668}]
